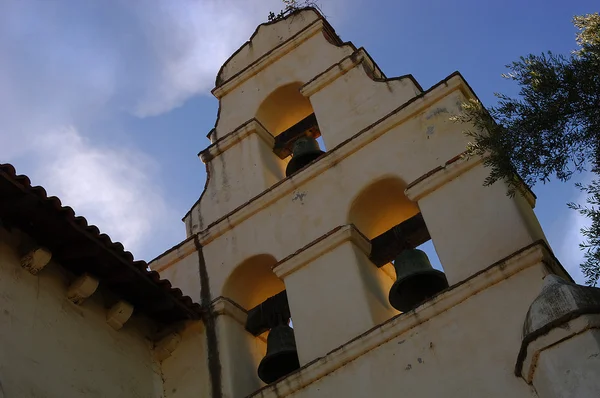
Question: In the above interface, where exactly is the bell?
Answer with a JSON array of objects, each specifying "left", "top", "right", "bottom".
[
  {"left": 285, "top": 136, "right": 325, "bottom": 177},
  {"left": 388, "top": 249, "right": 449, "bottom": 312},
  {"left": 257, "top": 324, "right": 300, "bottom": 384}
]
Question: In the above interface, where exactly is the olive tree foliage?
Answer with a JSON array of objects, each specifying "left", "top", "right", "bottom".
[{"left": 451, "top": 13, "right": 600, "bottom": 285}]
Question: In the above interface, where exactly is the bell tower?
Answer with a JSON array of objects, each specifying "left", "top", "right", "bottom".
[{"left": 149, "top": 7, "right": 589, "bottom": 398}]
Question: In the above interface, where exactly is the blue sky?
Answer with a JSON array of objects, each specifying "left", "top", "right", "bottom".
[{"left": 1, "top": 0, "right": 596, "bottom": 283}]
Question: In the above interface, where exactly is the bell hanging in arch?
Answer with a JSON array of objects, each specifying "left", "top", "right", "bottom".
[
  {"left": 257, "top": 323, "right": 301, "bottom": 384},
  {"left": 285, "top": 135, "right": 325, "bottom": 177},
  {"left": 388, "top": 249, "right": 449, "bottom": 312}
]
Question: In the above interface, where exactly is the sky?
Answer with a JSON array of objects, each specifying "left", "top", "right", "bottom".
[{"left": 0, "top": 0, "right": 596, "bottom": 284}]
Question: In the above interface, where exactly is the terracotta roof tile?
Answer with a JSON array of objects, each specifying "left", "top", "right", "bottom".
[{"left": 0, "top": 163, "right": 202, "bottom": 324}]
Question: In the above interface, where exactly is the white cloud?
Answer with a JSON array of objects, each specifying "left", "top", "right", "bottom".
[
  {"left": 0, "top": 0, "right": 287, "bottom": 119},
  {"left": 129, "top": 0, "right": 284, "bottom": 117},
  {"left": 31, "top": 126, "right": 175, "bottom": 253},
  {"left": 0, "top": 0, "right": 303, "bottom": 258}
]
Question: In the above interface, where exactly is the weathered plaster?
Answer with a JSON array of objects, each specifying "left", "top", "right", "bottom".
[
  {"left": 152, "top": 8, "right": 583, "bottom": 398},
  {"left": 249, "top": 242, "right": 556, "bottom": 398},
  {"left": 0, "top": 228, "right": 163, "bottom": 398}
]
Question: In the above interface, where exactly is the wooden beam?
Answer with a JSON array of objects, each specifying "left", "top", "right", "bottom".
[
  {"left": 245, "top": 290, "right": 290, "bottom": 336},
  {"left": 369, "top": 213, "right": 431, "bottom": 267},
  {"left": 273, "top": 113, "right": 321, "bottom": 159}
]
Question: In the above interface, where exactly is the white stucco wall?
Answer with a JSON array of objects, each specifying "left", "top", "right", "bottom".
[
  {"left": 161, "top": 322, "right": 210, "bottom": 398},
  {"left": 189, "top": 81, "right": 515, "bottom": 301},
  {"left": 217, "top": 314, "right": 266, "bottom": 398},
  {"left": 278, "top": 232, "right": 397, "bottom": 365},
  {"left": 159, "top": 75, "right": 550, "bottom": 398},
  {"left": 0, "top": 228, "right": 163, "bottom": 398},
  {"left": 251, "top": 251, "right": 553, "bottom": 398},
  {"left": 533, "top": 329, "right": 600, "bottom": 398},
  {"left": 193, "top": 125, "right": 287, "bottom": 233},
  {"left": 283, "top": 269, "right": 542, "bottom": 398},
  {"left": 307, "top": 55, "right": 422, "bottom": 150},
  {"left": 159, "top": 10, "right": 565, "bottom": 398},
  {"left": 186, "top": 15, "right": 356, "bottom": 231}
]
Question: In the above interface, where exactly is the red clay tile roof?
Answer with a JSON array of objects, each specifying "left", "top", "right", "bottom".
[{"left": 0, "top": 163, "right": 202, "bottom": 324}]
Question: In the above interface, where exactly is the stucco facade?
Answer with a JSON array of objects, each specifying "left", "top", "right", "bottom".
[
  {"left": 0, "top": 229, "right": 161, "bottom": 398},
  {"left": 2, "top": 7, "right": 600, "bottom": 398}
]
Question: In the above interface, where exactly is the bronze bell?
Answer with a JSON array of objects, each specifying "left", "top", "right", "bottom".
[
  {"left": 285, "top": 136, "right": 325, "bottom": 177},
  {"left": 388, "top": 249, "right": 449, "bottom": 312},
  {"left": 257, "top": 324, "right": 300, "bottom": 384}
]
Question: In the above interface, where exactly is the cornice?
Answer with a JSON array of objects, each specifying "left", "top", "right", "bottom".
[
  {"left": 273, "top": 225, "right": 371, "bottom": 279},
  {"left": 300, "top": 48, "right": 368, "bottom": 97},
  {"left": 149, "top": 237, "right": 197, "bottom": 273},
  {"left": 211, "top": 296, "right": 248, "bottom": 327},
  {"left": 198, "top": 119, "right": 274, "bottom": 163},
  {"left": 405, "top": 154, "right": 536, "bottom": 208}
]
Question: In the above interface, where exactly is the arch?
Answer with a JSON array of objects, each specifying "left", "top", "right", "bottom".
[
  {"left": 256, "top": 82, "right": 314, "bottom": 136},
  {"left": 348, "top": 176, "right": 420, "bottom": 240},
  {"left": 223, "top": 254, "right": 285, "bottom": 310}
]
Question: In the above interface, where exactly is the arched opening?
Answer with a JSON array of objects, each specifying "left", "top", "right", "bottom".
[
  {"left": 223, "top": 254, "right": 284, "bottom": 310},
  {"left": 256, "top": 82, "right": 327, "bottom": 178},
  {"left": 349, "top": 177, "right": 447, "bottom": 313},
  {"left": 224, "top": 256, "right": 300, "bottom": 385},
  {"left": 348, "top": 177, "right": 420, "bottom": 240},
  {"left": 256, "top": 83, "right": 314, "bottom": 136}
]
